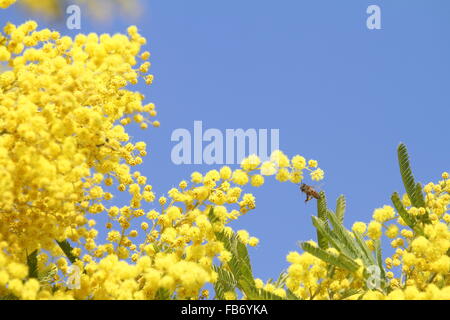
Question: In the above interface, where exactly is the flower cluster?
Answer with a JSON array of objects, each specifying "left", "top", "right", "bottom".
[{"left": 0, "top": 19, "right": 157, "bottom": 279}]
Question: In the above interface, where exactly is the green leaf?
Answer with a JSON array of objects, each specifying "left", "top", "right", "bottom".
[
  {"left": 373, "top": 239, "right": 387, "bottom": 288},
  {"left": 413, "top": 182, "right": 426, "bottom": 208},
  {"left": 0, "top": 293, "right": 18, "bottom": 300},
  {"left": 207, "top": 206, "right": 218, "bottom": 224},
  {"left": 300, "top": 242, "right": 360, "bottom": 272},
  {"left": 253, "top": 289, "right": 285, "bottom": 300},
  {"left": 285, "top": 288, "right": 300, "bottom": 300},
  {"left": 232, "top": 240, "right": 254, "bottom": 292},
  {"left": 26, "top": 249, "right": 39, "bottom": 279},
  {"left": 155, "top": 288, "right": 172, "bottom": 300},
  {"left": 213, "top": 229, "right": 254, "bottom": 297},
  {"left": 235, "top": 237, "right": 253, "bottom": 279},
  {"left": 391, "top": 192, "right": 422, "bottom": 234},
  {"left": 327, "top": 264, "right": 336, "bottom": 278},
  {"left": 353, "top": 231, "right": 376, "bottom": 266},
  {"left": 238, "top": 278, "right": 285, "bottom": 300},
  {"left": 311, "top": 216, "right": 348, "bottom": 255},
  {"left": 335, "top": 195, "right": 346, "bottom": 225},
  {"left": 325, "top": 209, "right": 361, "bottom": 260},
  {"left": 316, "top": 191, "right": 329, "bottom": 249},
  {"left": 55, "top": 239, "right": 78, "bottom": 264},
  {"left": 213, "top": 265, "right": 237, "bottom": 300},
  {"left": 273, "top": 271, "right": 289, "bottom": 289},
  {"left": 397, "top": 143, "right": 425, "bottom": 208},
  {"left": 338, "top": 289, "right": 362, "bottom": 300},
  {"left": 38, "top": 265, "right": 57, "bottom": 286}
]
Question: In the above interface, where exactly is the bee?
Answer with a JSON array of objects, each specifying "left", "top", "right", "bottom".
[{"left": 300, "top": 183, "right": 320, "bottom": 203}]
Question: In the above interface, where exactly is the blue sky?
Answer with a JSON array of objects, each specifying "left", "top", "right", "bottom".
[{"left": 2, "top": 0, "right": 450, "bottom": 281}]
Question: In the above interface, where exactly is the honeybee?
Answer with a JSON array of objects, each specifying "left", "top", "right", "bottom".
[{"left": 300, "top": 183, "right": 320, "bottom": 203}]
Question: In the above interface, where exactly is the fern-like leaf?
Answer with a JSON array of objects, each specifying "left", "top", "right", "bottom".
[
  {"left": 285, "top": 288, "right": 300, "bottom": 300},
  {"left": 238, "top": 278, "right": 284, "bottom": 300},
  {"left": 155, "top": 288, "right": 172, "bottom": 300},
  {"left": 207, "top": 206, "right": 218, "bottom": 224},
  {"left": 335, "top": 195, "right": 346, "bottom": 225},
  {"left": 413, "top": 182, "right": 426, "bottom": 208},
  {"left": 26, "top": 249, "right": 39, "bottom": 279},
  {"left": 213, "top": 265, "right": 237, "bottom": 300},
  {"left": 55, "top": 239, "right": 78, "bottom": 264},
  {"left": 0, "top": 293, "right": 18, "bottom": 300},
  {"left": 391, "top": 192, "right": 422, "bottom": 234},
  {"left": 353, "top": 231, "right": 376, "bottom": 266},
  {"left": 311, "top": 216, "right": 348, "bottom": 255},
  {"left": 373, "top": 239, "right": 387, "bottom": 289},
  {"left": 213, "top": 227, "right": 254, "bottom": 298},
  {"left": 316, "top": 191, "right": 329, "bottom": 249},
  {"left": 325, "top": 209, "right": 361, "bottom": 260},
  {"left": 38, "top": 265, "right": 57, "bottom": 287},
  {"left": 300, "top": 242, "right": 359, "bottom": 272},
  {"left": 235, "top": 238, "right": 253, "bottom": 280},
  {"left": 338, "top": 289, "right": 362, "bottom": 300},
  {"left": 397, "top": 143, "right": 425, "bottom": 208}
]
